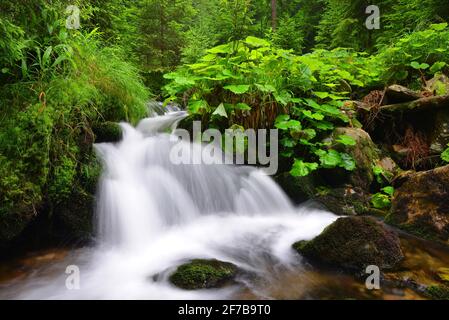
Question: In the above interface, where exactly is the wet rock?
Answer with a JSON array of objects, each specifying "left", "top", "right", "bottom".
[
  {"left": 425, "top": 74, "right": 449, "bottom": 96},
  {"left": 169, "top": 259, "right": 238, "bottom": 290},
  {"left": 331, "top": 127, "right": 380, "bottom": 190},
  {"left": 387, "top": 165, "right": 449, "bottom": 244},
  {"left": 274, "top": 172, "right": 321, "bottom": 205},
  {"left": 385, "top": 85, "right": 421, "bottom": 104},
  {"left": 93, "top": 122, "right": 122, "bottom": 143},
  {"left": 293, "top": 216, "right": 404, "bottom": 271},
  {"left": 429, "top": 110, "right": 449, "bottom": 154},
  {"left": 314, "top": 186, "right": 371, "bottom": 216}
]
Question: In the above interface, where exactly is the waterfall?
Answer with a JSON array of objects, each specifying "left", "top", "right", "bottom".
[{"left": 1, "top": 111, "right": 337, "bottom": 300}]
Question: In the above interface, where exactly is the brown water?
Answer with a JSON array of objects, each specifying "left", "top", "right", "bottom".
[{"left": 1, "top": 232, "right": 448, "bottom": 300}]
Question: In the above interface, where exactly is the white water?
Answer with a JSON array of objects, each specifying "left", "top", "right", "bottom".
[{"left": 1, "top": 111, "right": 337, "bottom": 300}]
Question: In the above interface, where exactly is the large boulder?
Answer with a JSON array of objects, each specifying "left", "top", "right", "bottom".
[
  {"left": 293, "top": 216, "right": 404, "bottom": 271},
  {"left": 330, "top": 127, "right": 381, "bottom": 190},
  {"left": 169, "top": 259, "right": 238, "bottom": 290},
  {"left": 387, "top": 165, "right": 449, "bottom": 244}
]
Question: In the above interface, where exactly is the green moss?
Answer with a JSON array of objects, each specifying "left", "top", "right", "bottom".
[
  {"left": 425, "top": 285, "right": 449, "bottom": 300},
  {"left": 93, "top": 122, "right": 123, "bottom": 144},
  {"left": 169, "top": 259, "right": 238, "bottom": 290},
  {"left": 293, "top": 216, "right": 404, "bottom": 271}
]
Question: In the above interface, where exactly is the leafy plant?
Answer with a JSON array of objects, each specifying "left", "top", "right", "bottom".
[
  {"left": 441, "top": 144, "right": 449, "bottom": 163},
  {"left": 164, "top": 37, "right": 369, "bottom": 176},
  {"left": 371, "top": 186, "right": 394, "bottom": 210}
]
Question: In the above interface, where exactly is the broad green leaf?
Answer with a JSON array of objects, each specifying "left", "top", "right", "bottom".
[
  {"left": 235, "top": 103, "right": 251, "bottom": 111},
  {"left": 317, "top": 149, "right": 341, "bottom": 168},
  {"left": 371, "top": 193, "right": 391, "bottom": 209},
  {"left": 314, "top": 92, "right": 329, "bottom": 99},
  {"left": 336, "top": 135, "right": 356, "bottom": 146},
  {"left": 188, "top": 100, "right": 208, "bottom": 113},
  {"left": 441, "top": 145, "right": 449, "bottom": 162},
  {"left": 382, "top": 186, "right": 395, "bottom": 196},
  {"left": 224, "top": 84, "right": 250, "bottom": 94},
  {"left": 245, "top": 36, "right": 270, "bottom": 48},
  {"left": 430, "top": 61, "right": 446, "bottom": 74},
  {"left": 290, "top": 159, "right": 318, "bottom": 177},
  {"left": 340, "top": 153, "right": 356, "bottom": 171}
]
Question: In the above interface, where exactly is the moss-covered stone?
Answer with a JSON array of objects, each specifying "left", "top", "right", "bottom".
[
  {"left": 331, "top": 127, "right": 381, "bottom": 190},
  {"left": 293, "top": 216, "right": 404, "bottom": 271},
  {"left": 93, "top": 122, "right": 122, "bottom": 144},
  {"left": 388, "top": 165, "right": 449, "bottom": 245},
  {"left": 314, "top": 186, "right": 371, "bottom": 216},
  {"left": 169, "top": 259, "right": 238, "bottom": 290},
  {"left": 425, "top": 285, "right": 449, "bottom": 300}
]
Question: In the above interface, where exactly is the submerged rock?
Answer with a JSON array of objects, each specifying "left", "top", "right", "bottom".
[
  {"left": 388, "top": 165, "right": 449, "bottom": 244},
  {"left": 293, "top": 216, "right": 404, "bottom": 271},
  {"left": 169, "top": 259, "right": 238, "bottom": 290}
]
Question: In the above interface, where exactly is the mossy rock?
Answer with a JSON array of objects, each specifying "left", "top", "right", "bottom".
[
  {"left": 425, "top": 285, "right": 449, "bottom": 300},
  {"left": 314, "top": 186, "right": 371, "bottom": 216},
  {"left": 388, "top": 165, "right": 449, "bottom": 245},
  {"left": 330, "top": 127, "right": 381, "bottom": 190},
  {"left": 293, "top": 216, "right": 404, "bottom": 272},
  {"left": 169, "top": 259, "right": 238, "bottom": 290},
  {"left": 93, "top": 122, "right": 122, "bottom": 144}
]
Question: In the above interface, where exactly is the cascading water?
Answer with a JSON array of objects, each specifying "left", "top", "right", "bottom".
[{"left": 0, "top": 110, "right": 337, "bottom": 300}]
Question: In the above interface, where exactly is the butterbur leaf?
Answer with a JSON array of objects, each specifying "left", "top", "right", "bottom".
[
  {"left": 235, "top": 103, "right": 251, "bottom": 111},
  {"left": 382, "top": 186, "right": 394, "bottom": 196},
  {"left": 371, "top": 193, "right": 391, "bottom": 209},
  {"left": 441, "top": 145, "right": 449, "bottom": 162},
  {"left": 430, "top": 62, "right": 446, "bottom": 74},
  {"left": 290, "top": 159, "right": 318, "bottom": 177},
  {"left": 317, "top": 149, "right": 341, "bottom": 168},
  {"left": 188, "top": 100, "right": 208, "bottom": 113},
  {"left": 224, "top": 84, "right": 250, "bottom": 94},
  {"left": 336, "top": 135, "right": 356, "bottom": 146},
  {"left": 245, "top": 36, "right": 270, "bottom": 47},
  {"left": 340, "top": 153, "right": 356, "bottom": 171},
  {"left": 314, "top": 92, "right": 329, "bottom": 99}
]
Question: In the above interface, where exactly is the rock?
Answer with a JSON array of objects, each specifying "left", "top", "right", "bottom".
[
  {"left": 169, "top": 259, "right": 238, "bottom": 290},
  {"left": 387, "top": 165, "right": 449, "bottom": 244},
  {"left": 293, "top": 216, "right": 404, "bottom": 271},
  {"left": 379, "top": 95, "right": 449, "bottom": 113},
  {"left": 425, "top": 74, "right": 449, "bottom": 96},
  {"left": 274, "top": 172, "right": 321, "bottom": 205},
  {"left": 429, "top": 110, "right": 449, "bottom": 154},
  {"left": 331, "top": 127, "right": 380, "bottom": 190},
  {"left": 314, "top": 186, "right": 371, "bottom": 216},
  {"left": 385, "top": 85, "right": 421, "bottom": 104},
  {"left": 93, "top": 122, "right": 122, "bottom": 143}
]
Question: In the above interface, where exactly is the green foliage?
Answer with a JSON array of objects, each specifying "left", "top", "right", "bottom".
[
  {"left": 164, "top": 37, "right": 373, "bottom": 176},
  {"left": 371, "top": 186, "right": 394, "bottom": 210},
  {"left": 0, "top": 1, "right": 150, "bottom": 241},
  {"left": 374, "top": 23, "right": 449, "bottom": 83},
  {"left": 441, "top": 144, "right": 449, "bottom": 163}
]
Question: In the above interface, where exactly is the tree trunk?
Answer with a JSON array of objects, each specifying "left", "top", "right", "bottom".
[{"left": 271, "top": 0, "right": 277, "bottom": 31}]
